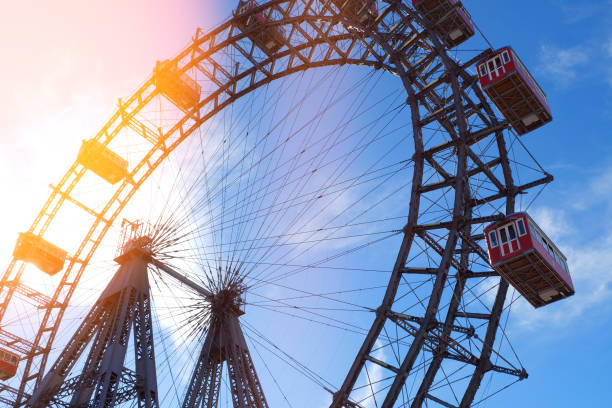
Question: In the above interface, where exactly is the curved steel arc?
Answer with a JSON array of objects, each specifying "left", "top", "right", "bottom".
[
  {"left": 391, "top": 5, "right": 514, "bottom": 407},
  {"left": 456, "top": 56, "right": 518, "bottom": 408},
  {"left": 331, "top": 4, "right": 474, "bottom": 406},
  {"left": 0, "top": 1, "right": 535, "bottom": 407},
  {"left": 5, "top": 3, "right": 423, "bottom": 403},
  {"left": 332, "top": 2, "right": 531, "bottom": 406},
  {"left": 330, "top": 24, "right": 427, "bottom": 408},
  {"left": 15, "top": 55, "right": 389, "bottom": 404},
  {"left": 411, "top": 60, "right": 518, "bottom": 408}
]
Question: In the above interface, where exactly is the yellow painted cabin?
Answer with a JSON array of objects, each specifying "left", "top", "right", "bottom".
[
  {"left": 13, "top": 232, "right": 67, "bottom": 276},
  {"left": 77, "top": 139, "right": 129, "bottom": 184},
  {"left": 153, "top": 60, "right": 202, "bottom": 112}
]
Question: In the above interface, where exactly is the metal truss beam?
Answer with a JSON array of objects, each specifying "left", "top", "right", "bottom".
[
  {"left": 183, "top": 308, "right": 269, "bottom": 408},
  {"left": 29, "top": 250, "right": 158, "bottom": 408},
  {"left": 151, "top": 259, "right": 212, "bottom": 298},
  {"left": 0, "top": 0, "right": 545, "bottom": 406},
  {"left": 426, "top": 393, "right": 457, "bottom": 408},
  {"left": 388, "top": 311, "right": 475, "bottom": 338}
]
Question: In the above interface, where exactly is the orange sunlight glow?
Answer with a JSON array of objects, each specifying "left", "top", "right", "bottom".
[{"left": 0, "top": 0, "right": 221, "bottom": 286}]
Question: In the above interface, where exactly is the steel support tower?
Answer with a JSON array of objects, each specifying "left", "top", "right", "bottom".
[
  {"left": 182, "top": 286, "right": 268, "bottom": 408},
  {"left": 28, "top": 245, "right": 158, "bottom": 408}
]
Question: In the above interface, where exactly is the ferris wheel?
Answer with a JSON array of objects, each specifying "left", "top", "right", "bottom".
[{"left": 0, "top": 0, "right": 570, "bottom": 407}]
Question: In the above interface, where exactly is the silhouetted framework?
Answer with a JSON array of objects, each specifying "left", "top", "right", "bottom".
[
  {"left": 183, "top": 294, "right": 268, "bottom": 408},
  {"left": 0, "top": 0, "right": 556, "bottom": 407},
  {"left": 150, "top": 258, "right": 269, "bottom": 408},
  {"left": 28, "top": 247, "right": 158, "bottom": 408}
]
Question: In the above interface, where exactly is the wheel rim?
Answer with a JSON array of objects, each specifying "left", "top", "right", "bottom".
[{"left": 0, "top": 1, "right": 552, "bottom": 406}]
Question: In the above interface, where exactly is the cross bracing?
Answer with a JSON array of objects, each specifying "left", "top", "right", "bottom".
[{"left": 0, "top": 1, "right": 552, "bottom": 407}]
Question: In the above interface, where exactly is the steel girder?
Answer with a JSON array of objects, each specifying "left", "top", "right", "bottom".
[
  {"left": 28, "top": 252, "right": 158, "bottom": 408},
  {"left": 182, "top": 330, "right": 223, "bottom": 408},
  {"left": 183, "top": 314, "right": 268, "bottom": 408},
  {"left": 0, "top": 1, "right": 550, "bottom": 406}
]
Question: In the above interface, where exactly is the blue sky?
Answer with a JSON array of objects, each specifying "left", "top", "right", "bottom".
[
  {"left": 463, "top": 0, "right": 612, "bottom": 406},
  {"left": 0, "top": 0, "right": 611, "bottom": 406},
  {"left": 197, "top": 1, "right": 612, "bottom": 404}
]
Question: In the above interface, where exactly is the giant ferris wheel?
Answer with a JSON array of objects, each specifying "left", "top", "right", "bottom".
[{"left": 0, "top": 0, "right": 567, "bottom": 407}]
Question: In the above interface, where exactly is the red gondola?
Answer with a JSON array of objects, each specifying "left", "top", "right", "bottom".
[
  {"left": 477, "top": 47, "right": 552, "bottom": 135},
  {"left": 412, "top": 0, "right": 474, "bottom": 47},
  {"left": 234, "top": 0, "right": 286, "bottom": 56},
  {"left": 330, "top": 0, "right": 378, "bottom": 26},
  {"left": 485, "top": 212, "right": 574, "bottom": 308},
  {"left": 0, "top": 349, "right": 19, "bottom": 380}
]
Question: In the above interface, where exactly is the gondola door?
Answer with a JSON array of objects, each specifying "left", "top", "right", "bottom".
[{"left": 498, "top": 222, "right": 520, "bottom": 257}]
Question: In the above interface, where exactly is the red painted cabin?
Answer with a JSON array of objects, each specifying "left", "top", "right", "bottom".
[
  {"left": 330, "top": 0, "right": 379, "bottom": 26},
  {"left": 477, "top": 47, "right": 552, "bottom": 135},
  {"left": 485, "top": 213, "right": 574, "bottom": 308},
  {"left": 0, "top": 349, "right": 19, "bottom": 380},
  {"left": 412, "top": 0, "right": 474, "bottom": 48},
  {"left": 234, "top": 0, "right": 286, "bottom": 56}
]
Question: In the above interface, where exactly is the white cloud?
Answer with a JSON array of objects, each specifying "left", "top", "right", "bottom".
[
  {"left": 603, "top": 37, "right": 612, "bottom": 85},
  {"left": 512, "top": 232, "right": 612, "bottom": 330},
  {"left": 353, "top": 339, "right": 387, "bottom": 408},
  {"left": 537, "top": 45, "right": 590, "bottom": 85},
  {"left": 571, "top": 166, "right": 612, "bottom": 211},
  {"left": 529, "top": 207, "right": 573, "bottom": 242},
  {"left": 510, "top": 166, "right": 612, "bottom": 330},
  {"left": 605, "top": 37, "right": 612, "bottom": 58},
  {"left": 589, "top": 168, "right": 612, "bottom": 199},
  {"left": 606, "top": 70, "right": 612, "bottom": 87},
  {"left": 558, "top": 2, "right": 604, "bottom": 23}
]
